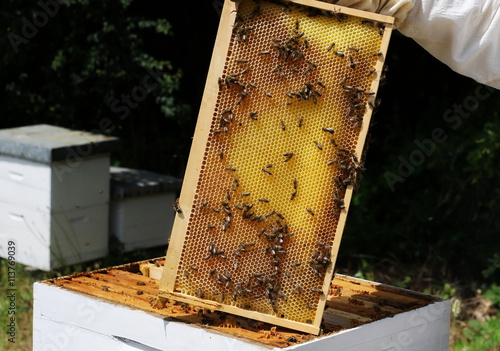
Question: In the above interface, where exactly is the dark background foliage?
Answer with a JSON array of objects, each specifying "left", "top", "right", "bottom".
[{"left": 2, "top": 0, "right": 499, "bottom": 293}]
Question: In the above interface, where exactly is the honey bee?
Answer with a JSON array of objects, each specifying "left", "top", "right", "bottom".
[
  {"left": 173, "top": 198, "right": 182, "bottom": 213},
  {"left": 333, "top": 50, "right": 344, "bottom": 58},
  {"left": 311, "top": 287, "right": 324, "bottom": 295},
  {"left": 348, "top": 56, "right": 356, "bottom": 69},
  {"left": 316, "top": 81, "right": 325, "bottom": 88},
  {"left": 283, "top": 152, "right": 294, "bottom": 162},
  {"left": 314, "top": 141, "right": 323, "bottom": 150},
  {"left": 367, "top": 68, "right": 377, "bottom": 77}
]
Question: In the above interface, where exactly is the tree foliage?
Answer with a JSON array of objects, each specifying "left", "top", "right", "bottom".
[
  {"left": 1, "top": 0, "right": 190, "bottom": 174},
  {"left": 341, "top": 31, "right": 500, "bottom": 287},
  {"left": 1, "top": 1, "right": 499, "bottom": 288}
]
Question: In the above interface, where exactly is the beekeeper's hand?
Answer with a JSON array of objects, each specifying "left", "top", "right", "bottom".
[{"left": 319, "top": 0, "right": 500, "bottom": 89}]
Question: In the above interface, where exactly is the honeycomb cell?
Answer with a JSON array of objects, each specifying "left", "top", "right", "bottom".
[{"left": 172, "top": 0, "right": 389, "bottom": 327}]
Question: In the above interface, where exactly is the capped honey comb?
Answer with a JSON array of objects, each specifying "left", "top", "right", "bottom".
[{"left": 159, "top": 0, "right": 393, "bottom": 334}]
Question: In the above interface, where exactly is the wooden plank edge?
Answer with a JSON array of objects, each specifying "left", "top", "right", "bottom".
[
  {"left": 286, "top": 0, "right": 395, "bottom": 24},
  {"left": 334, "top": 274, "right": 444, "bottom": 302},
  {"left": 158, "top": 289, "right": 321, "bottom": 335},
  {"left": 161, "top": 0, "right": 238, "bottom": 291}
]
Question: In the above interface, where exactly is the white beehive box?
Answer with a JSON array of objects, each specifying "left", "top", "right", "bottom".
[
  {"left": 0, "top": 124, "right": 119, "bottom": 270},
  {"left": 109, "top": 167, "right": 182, "bottom": 251},
  {"left": 33, "top": 259, "right": 451, "bottom": 351}
]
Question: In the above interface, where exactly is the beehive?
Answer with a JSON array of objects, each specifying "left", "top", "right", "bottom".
[{"left": 159, "top": 0, "right": 393, "bottom": 334}]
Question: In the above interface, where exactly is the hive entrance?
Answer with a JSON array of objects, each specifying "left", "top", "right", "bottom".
[{"left": 159, "top": 0, "right": 393, "bottom": 334}]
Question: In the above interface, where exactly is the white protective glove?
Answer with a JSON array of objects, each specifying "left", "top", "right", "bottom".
[{"left": 319, "top": 0, "right": 500, "bottom": 89}]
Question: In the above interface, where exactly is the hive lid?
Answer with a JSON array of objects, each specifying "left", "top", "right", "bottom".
[
  {"left": 110, "top": 166, "right": 182, "bottom": 199},
  {"left": 0, "top": 124, "right": 119, "bottom": 164}
]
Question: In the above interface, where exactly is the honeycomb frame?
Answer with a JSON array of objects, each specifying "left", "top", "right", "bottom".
[{"left": 159, "top": 0, "right": 393, "bottom": 335}]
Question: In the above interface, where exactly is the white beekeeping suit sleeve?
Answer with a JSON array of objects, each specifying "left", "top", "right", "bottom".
[{"left": 320, "top": 0, "right": 500, "bottom": 90}]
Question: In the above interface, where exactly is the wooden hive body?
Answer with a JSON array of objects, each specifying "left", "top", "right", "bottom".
[
  {"left": 33, "top": 259, "right": 450, "bottom": 350},
  {"left": 0, "top": 124, "right": 118, "bottom": 270},
  {"left": 159, "top": 0, "right": 393, "bottom": 334}
]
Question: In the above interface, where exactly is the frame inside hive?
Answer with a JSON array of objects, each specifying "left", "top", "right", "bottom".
[{"left": 159, "top": 0, "right": 393, "bottom": 334}]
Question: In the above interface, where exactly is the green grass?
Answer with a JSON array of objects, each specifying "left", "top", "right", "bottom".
[
  {"left": 453, "top": 317, "right": 500, "bottom": 351},
  {"left": 0, "top": 259, "right": 40, "bottom": 350},
  {"left": 0, "top": 239, "right": 167, "bottom": 350}
]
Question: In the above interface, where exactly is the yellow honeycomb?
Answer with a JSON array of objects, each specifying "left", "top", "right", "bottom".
[{"left": 172, "top": 0, "right": 388, "bottom": 326}]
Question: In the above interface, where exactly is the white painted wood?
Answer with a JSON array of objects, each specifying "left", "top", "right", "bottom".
[
  {"left": 34, "top": 319, "right": 164, "bottom": 351},
  {"left": 0, "top": 154, "right": 111, "bottom": 270},
  {"left": 109, "top": 193, "right": 175, "bottom": 252},
  {"left": 0, "top": 155, "right": 110, "bottom": 211},
  {"left": 50, "top": 155, "right": 110, "bottom": 211},
  {"left": 284, "top": 302, "right": 450, "bottom": 350},
  {"left": 0, "top": 177, "right": 51, "bottom": 210},
  {"left": 33, "top": 280, "right": 450, "bottom": 351},
  {"left": 33, "top": 282, "right": 271, "bottom": 351},
  {"left": 0, "top": 155, "right": 51, "bottom": 191},
  {"left": 0, "top": 201, "right": 108, "bottom": 270}
]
